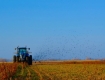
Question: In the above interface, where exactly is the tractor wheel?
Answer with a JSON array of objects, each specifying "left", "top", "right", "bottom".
[
  {"left": 28, "top": 55, "right": 32, "bottom": 65},
  {"left": 16, "top": 56, "right": 19, "bottom": 62},
  {"left": 13, "top": 55, "right": 16, "bottom": 63}
]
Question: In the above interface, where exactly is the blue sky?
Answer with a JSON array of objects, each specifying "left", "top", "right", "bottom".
[{"left": 0, "top": 0, "right": 105, "bottom": 60}]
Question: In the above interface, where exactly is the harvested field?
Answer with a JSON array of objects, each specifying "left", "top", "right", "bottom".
[{"left": 1, "top": 60, "right": 105, "bottom": 80}]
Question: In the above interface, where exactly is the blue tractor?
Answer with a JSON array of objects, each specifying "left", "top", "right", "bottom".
[{"left": 13, "top": 46, "right": 32, "bottom": 65}]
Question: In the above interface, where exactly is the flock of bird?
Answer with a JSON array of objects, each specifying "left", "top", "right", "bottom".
[{"left": 34, "top": 34, "right": 104, "bottom": 61}]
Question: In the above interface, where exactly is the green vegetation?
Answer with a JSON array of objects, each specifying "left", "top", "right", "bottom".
[{"left": 11, "top": 64, "right": 40, "bottom": 80}]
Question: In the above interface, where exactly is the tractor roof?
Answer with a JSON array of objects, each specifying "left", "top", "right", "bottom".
[{"left": 17, "top": 47, "right": 27, "bottom": 49}]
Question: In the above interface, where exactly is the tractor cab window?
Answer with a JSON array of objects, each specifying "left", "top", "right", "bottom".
[{"left": 19, "top": 48, "right": 27, "bottom": 54}]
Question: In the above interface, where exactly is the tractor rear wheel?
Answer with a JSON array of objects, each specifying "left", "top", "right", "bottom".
[
  {"left": 13, "top": 55, "right": 16, "bottom": 63},
  {"left": 28, "top": 55, "right": 32, "bottom": 65}
]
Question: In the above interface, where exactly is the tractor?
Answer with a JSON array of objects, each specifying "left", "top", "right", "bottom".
[{"left": 13, "top": 46, "right": 32, "bottom": 65}]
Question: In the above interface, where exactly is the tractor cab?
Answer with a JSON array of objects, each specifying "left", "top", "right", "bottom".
[
  {"left": 17, "top": 47, "right": 29, "bottom": 58},
  {"left": 13, "top": 46, "right": 32, "bottom": 65}
]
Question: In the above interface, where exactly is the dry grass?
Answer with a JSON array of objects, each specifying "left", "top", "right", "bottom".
[
  {"left": 0, "top": 63, "right": 18, "bottom": 80},
  {"left": 31, "top": 60, "right": 105, "bottom": 80},
  {"left": 1, "top": 60, "right": 105, "bottom": 80}
]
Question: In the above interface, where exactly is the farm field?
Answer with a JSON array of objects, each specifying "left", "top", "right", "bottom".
[
  {"left": 1, "top": 61, "right": 105, "bottom": 80},
  {"left": 31, "top": 62, "right": 105, "bottom": 80},
  {"left": 0, "top": 63, "right": 39, "bottom": 80}
]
